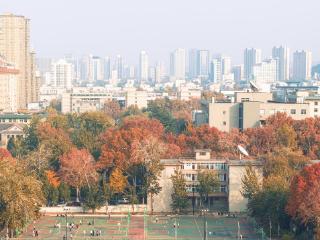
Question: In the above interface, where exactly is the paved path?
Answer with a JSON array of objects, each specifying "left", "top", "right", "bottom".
[{"left": 128, "top": 216, "right": 145, "bottom": 240}]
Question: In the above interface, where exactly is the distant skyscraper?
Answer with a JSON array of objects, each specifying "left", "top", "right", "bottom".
[
  {"left": 232, "top": 65, "right": 244, "bottom": 83},
  {"left": 88, "top": 56, "right": 103, "bottom": 83},
  {"left": 272, "top": 46, "right": 290, "bottom": 81},
  {"left": 0, "top": 13, "right": 39, "bottom": 108},
  {"left": 220, "top": 55, "right": 231, "bottom": 75},
  {"left": 244, "top": 48, "right": 262, "bottom": 81},
  {"left": 103, "top": 57, "right": 111, "bottom": 80},
  {"left": 139, "top": 51, "right": 149, "bottom": 83},
  {"left": 115, "top": 55, "right": 123, "bottom": 79},
  {"left": 293, "top": 50, "right": 312, "bottom": 81},
  {"left": 197, "top": 50, "right": 210, "bottom": 79},
  {"left": 51, "top": 59, "right": 73, "bottom": 89},
  {"left": 252, "top": 58, "right": 277, "bottom": 84},
  {"left": 209, "top": 58, "right": 221, "bottom": 83},
  {"left": 170, "top": 48, "right": 186, "bottom": 80},
  {"left": 188, "top": 49, "right": 198, "bottom": 79}
]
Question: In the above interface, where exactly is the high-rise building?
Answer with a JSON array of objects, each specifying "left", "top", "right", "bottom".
[
  {"left": 272, "top": 46, "right": 290, "bottom": 81},
  {"left": 139, "top": 51, "right": 149, "bottom": 83},
  {"left": 221, "top": 55, "right": 232, "bottom": 75},
  {"left": 0, "top": 13, "right": 39, "bottom": 109},
  {"left": 155, "top": 62, "right": 164, "bottom": 83},
  {"left": 252, "top": 58, "right": 277, "bottom": 84},
  {"left": 170, "top": 48, "right": 186, "bottom": 80},
  {"left": 103, "top": 56, "right": 111, "bottom": 81},
  {"left": 293, "top": 50, "right": 312, "bottom": 81},
  {"left": 0, "top": 55, "right": 19, "bottom": 112},
  {"left": 232, "top": 65, "right": 244, "bottom": 83},
  {"left": 188, "top": 49, "right": 198, "bottom": 79},
  {"left": 197, "top": 50, "right": 210, "bottom": 79},
  {"left": 51, "top": 59, "right": 73, "bottom": 89},
  {"left": 209, "top": 58, "right": 221, "bottom": 83},
  {"left": 88, "top": 56, "right": 103, "bottom": 83},
  {"left": 244, "top": 48, "right": 262, "bottom": 81},
  {"left": 115, "top": 55, "right": 123, "bottom": 79}
]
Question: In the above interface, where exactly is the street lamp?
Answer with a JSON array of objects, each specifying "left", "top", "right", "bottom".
[
  {"left": 202, "top": 208, "right": 208, "bottom": 240},
  {"left": 63, "top": 207, "right": 70, "bottom": 240}
]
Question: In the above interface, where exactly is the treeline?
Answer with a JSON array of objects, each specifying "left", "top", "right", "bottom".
[{"left": 1, "top": 98, "right": 320, "bottom": 238}]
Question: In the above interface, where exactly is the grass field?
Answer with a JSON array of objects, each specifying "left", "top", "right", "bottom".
[{"left": 17, "top": 214, "right": 264, "bottom": 240}]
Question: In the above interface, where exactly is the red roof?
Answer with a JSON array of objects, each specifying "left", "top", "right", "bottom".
[{"left": 0, "top": 67, "right": 19, "bottom": 74}]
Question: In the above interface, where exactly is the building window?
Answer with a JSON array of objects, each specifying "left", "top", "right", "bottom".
[
  {"left": 301, "top": 109, "right": 307, "bottom": 115},
  {"left": 290, "top": 109, "right": 296, "bottom": 114},
  {"left": 222, "top": 111, "right": 226, "bottom": 115},
  {"left": 241, "top": 98, "right": 249, "bottom": 102},
  {"left": 269, "top": 110, "right": 275, "bottom": 115},
  {"left": 315, "top": 102, "right": 318, "bottom": 106},
  {"left": 199, "top": 152, "right": 206, "bottom": 156},
  {"left": 315, "top": 108, "right": 318, "bottom": 113},
  {"left": 259, "top": 109, "right": 265, "bottom": 115},
  {"left": 223, "top": 121, "right": 226, "bottom": 126}
]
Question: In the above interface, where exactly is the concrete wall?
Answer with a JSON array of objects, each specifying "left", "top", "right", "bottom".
[
  {"left": 241, "top": 102, "right": 261, "bottom": 129},
  {"left": 148, "top": 165, "right": 178, "bottom": 213},
  {"left": 235, "top": 92, "right": 272, "bottom": 103},
  {"left": 40, "top": 204, "right": 147, "bottom": 214},
  {"left": 209, "top": 102, "right": 239, "bottom": 132}
]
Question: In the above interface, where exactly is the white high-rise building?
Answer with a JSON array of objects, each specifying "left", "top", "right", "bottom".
[
  {"left": 221, "top": 55, "right": 232, "bottom": 75},
  {"left": 115, "top": 55, "right": 123, "bottom": 79},
  {"left": 197, "top": 50, "right": 210, "bottom": 79},
  {"left": 170, "top": 48, "right": 186, "bottom": 80},
  {"left": 88, "top": 56, "right": 103, "bottom": 83},
  {"left": 51, "top": 59, "right": 73, "bottom": 89},
  {"left": 103, "top": 56, "right": 111, "bottom": 80},
  {"left": 252, "top": 58, "right": 277, "bottom": 84},
  {"left": 272, "top": 46, "right": 290, "bottom": 81},
  {"left": 139, "top": 51, "right": 149, "bottom": 83},
  {"left": 244, "top": 48, "right": 262, "bottom": 81},
  {"left": 293, "top": 50, "right": 312, "bottom": 81},
  {"left": 209, "top": 58, "right": 221, "bottom": 83}
]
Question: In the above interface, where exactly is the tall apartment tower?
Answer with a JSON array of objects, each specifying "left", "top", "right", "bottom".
[
  {"left": 244, "top": 48, "right": 262, "bottom": 81},
  {"left": 272, "top": 46, "right": 290, "bottom": 81},
  {"left": 293, "top": 50, "right": 312, "bottom": 81},
  {"left": 170, "top": 48, "right": 186, "bottom": 80},
  {"left": 139, "top": 50, "right": 149, "bottom": 83},
  {"left": 0, "top": 13, "right": 39, "bottom": 109},
  {"left": 51, "top": 59, "right": 73, "bottom": 89},
  {"left": 197, "top": 50, "right": 210, "bottom": 80}
]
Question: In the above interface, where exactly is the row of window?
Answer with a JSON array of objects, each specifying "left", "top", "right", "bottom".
[
  {"left": 185, "top": 184, "right": 227, "bottom": 193},
  {"left": 259, "top": 109, "right": 307, "bottom": 115},
  {"left": 182, "top": 162, "right": 227, "bottom": 170},
  {"left": 0, "top": 119, "right": 28, "bottom": 123},
  {"left": 184, "top": 173, "right": 227, "bottom": 182}
]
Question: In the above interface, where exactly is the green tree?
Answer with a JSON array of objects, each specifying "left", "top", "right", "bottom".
[
  {"left": 82, "top": 184, "right": 106, "bottom": 213},
  {"left": 58, "top": 183, "right": 71, "bottom": 203},
  {"left": 171, "top": 169, "right": 189, "bottom": 213},
  {"left": 197, "top": 170, "right": 220, "bottom": 207}
]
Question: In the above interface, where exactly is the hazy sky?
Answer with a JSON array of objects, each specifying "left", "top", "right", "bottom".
[{"left": 2, "top": 0, "right": 319, "bottom": 64}]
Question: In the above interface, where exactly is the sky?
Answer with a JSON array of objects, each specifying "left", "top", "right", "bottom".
[{"left": 2, "top": 0, "right": 319, "bottom": 65}]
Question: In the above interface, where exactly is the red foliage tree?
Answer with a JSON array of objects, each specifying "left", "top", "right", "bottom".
[
  {"left": 59, "top": 148, "right": 98, "bottom": 201},
  {"left": 287, "top": 163, "right": 320, "bottom": 236}
]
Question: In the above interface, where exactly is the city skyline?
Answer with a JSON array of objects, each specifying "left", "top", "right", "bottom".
[{"left": 2, "top": 0, "right": 320, "bottom": 64}]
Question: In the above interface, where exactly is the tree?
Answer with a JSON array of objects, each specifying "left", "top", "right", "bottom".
[
  {"left": 0, "top": 158, "right": 44, "bottom": 237},
  {"left": 171, "top": 169, "right": 189, "bottom": 213},
  {"left": 59, "top": 148, "right": 98, "bottom": 202},
  {"left": 276, "top": 124, "right": 297, "bottom": 149},
  {"left": 58, "top": 183, "right": 71, "bottom": 203},
  {"left": 286, "top": 163, "right": 320, "bottom": 238},
  {"left": 103, "top": 100, "right": 122, "bottom": 119},
  {"left": 197, "top": 170, "right": 220, "bottom": 207},
  {"left": 241, "top": 164, "right": 261, "bottom": 199},
  {"left": 131, "top": 137, "right": 166, "bottom": 213},
  {"left": 109, "top": 168, "right": 127, "bottom": 194},
  {"left": 82, "top": 183, "right": 106, "bottom": 214}
]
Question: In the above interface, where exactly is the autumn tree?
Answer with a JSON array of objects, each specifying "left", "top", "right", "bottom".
[
  {"left": 197, "top": 170, "right": 220, "bottom": 207},
  {"left": 59, "top": 148, "right": 98, "bottom": 202},
  {"left": 103, "top": 100, "right": 122, "bottom": 119},
  {"left": 171, "top": 169, "right": 189, "bottom": 213},
  {"left": 241, "top": 164, "right": 261, "bottom": 199},
  {"left": 109, "top": 167, "right": 127, "bottom": 194},
  {"left": 131, "top": 136, "right": 166, "bottom": 213},
  {"left": 0, "top": 158, "right": 44, "bottom": 237},
  {"left": 287, "top": 163, "right": 320, "bottom": 238}
]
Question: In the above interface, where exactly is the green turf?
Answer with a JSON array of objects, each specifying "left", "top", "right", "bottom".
[{"left": 18, "top": 215, "right": 265, "bottom": 240}]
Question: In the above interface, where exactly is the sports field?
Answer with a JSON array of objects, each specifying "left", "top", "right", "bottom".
[{"left": 17, "top": 214, "right": 264, "bottom": 239}]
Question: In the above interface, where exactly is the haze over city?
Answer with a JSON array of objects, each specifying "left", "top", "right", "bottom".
[{"left": 2, "top": 0, "right": 319, "bottom": 64}]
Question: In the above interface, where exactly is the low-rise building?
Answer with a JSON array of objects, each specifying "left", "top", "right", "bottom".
[
  {"left": 125, "top": 89, "right": 148, "bottom": 109},
  {"left": 0, "top": 123, "right": 24, "bottom": 148},
  {"left": 149, "top": 149, "right": 262, "bottom": 213},
  {"left": 61, "top": 87, "right": 112, "bottom": 113}
]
